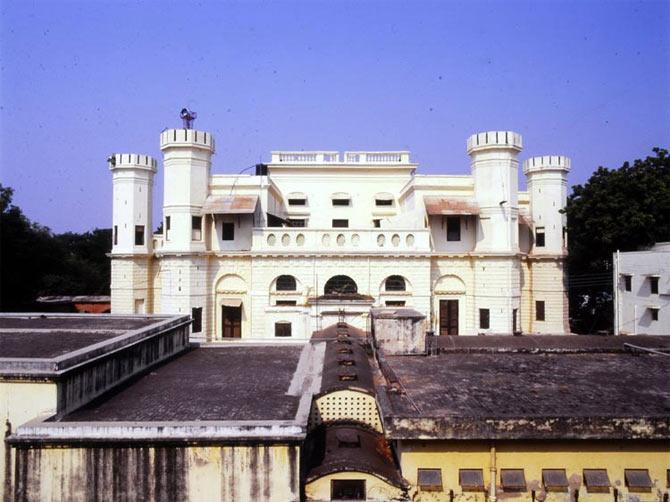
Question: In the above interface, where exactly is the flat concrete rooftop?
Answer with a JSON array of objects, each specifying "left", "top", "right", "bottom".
[
  {"left": 61, "top": 345, "right": 304, "bottom": 422},
  {"left": 0, "top": 314, "right": 189, "bottom": 377},
  {"left": 381, "top": 336, "right": 670, "bottom": 440}
]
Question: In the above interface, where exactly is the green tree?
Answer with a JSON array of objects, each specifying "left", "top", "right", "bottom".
[{"left": 564, "top": 148, "right": 670, "bottom": 333}]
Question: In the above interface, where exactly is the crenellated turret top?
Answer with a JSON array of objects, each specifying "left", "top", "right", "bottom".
[
  {"left": 107, "top": 153, "right": 157, "bottom": 173},
  {"left": 467, "top": 131, "right": 523, "bottom": 154},
  {"left": 523, "top": 155, "right": 571, "bottom": 175},
  {"left": 160, "top": 128, "right": 215, "bottom": 153}
]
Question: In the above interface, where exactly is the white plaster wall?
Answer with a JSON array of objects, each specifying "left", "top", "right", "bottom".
[
  {"left": 429, "top": 215, "right": 476, "bottom": 253},
  {"left": 616, "top": 247, "right": 670, "bottom": 335}
]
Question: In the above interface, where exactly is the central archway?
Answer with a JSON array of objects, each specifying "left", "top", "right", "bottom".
[{"left": 324, "top": 275, "right": 358, "bottom": 295}]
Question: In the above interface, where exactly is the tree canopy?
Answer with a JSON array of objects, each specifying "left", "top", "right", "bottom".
[
  {"left": 1, "top": 184, "right": 111, "bottom": 311},
  {"left": 563, "top": 148, "right": 670, "bottom": 332}
]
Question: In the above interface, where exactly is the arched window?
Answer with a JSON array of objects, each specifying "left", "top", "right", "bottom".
[
  {"left": 324, "top": 275, "right": 358, "bottom": 295},
  {"left": 276, "top": 275, "right": 297, "bottom": 291},
  {"left": 385, "top": 275, "right": 406, "bottom": 292}
]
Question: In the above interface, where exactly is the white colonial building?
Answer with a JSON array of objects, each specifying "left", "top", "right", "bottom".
[{"left": 108, "top": 122, "right": 570, "bottom": 339}]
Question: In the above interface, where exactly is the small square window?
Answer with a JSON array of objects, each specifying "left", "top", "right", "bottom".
[
  {"left": 165, "top": 216, "right": 171, "bottom": 241},
  {"left": 583, "top": 469, "right": 610, "bottom": 493},
  {"left": 535, "top": 227, "right": 545, "bottom": 247},
  {"left": 288, "top": 198, "right": 306, "bottom": 206},
  {"left": 417, "top": 468, "right": 443, "bottom": 492},
  {"left": 536, "top": 300, "right": 545, "bottom": 321},
  {"left": 191, "top": 307, "right": 202, "bottom": 333},
  {"left": 222, "top": 222, "right": 235, "bottom": 241},
  {"left": 113, "top": 225, "right": 118, "bottom": 245},
  {"left": 332, "top": 198, "right": 350, "bottom": 207},
  {"left": 542, "top": 469, "right": 568, "bottom": 492},
  {"left": 459, "top": 469, "right": 484, "bottom": 492},
  {"left": 479, "top": 308, "right": 490, "bottom": 330},
  {"left": 447, "top": 216, "right": 461, "bottom": 241},
  {"left": 274, "top": 322, "right": 291, "bottom": 337},
  {"left": 624, "top": 469, "right": 652, "bottom": 492},
  {"left": 134, "top": 225, "right": 145, "bottom": 246},
  {"left": 332, "top": 219, "right": 349, "bottom": 228},
  {"left": 373, "top": 219, "right": 381, "bottom": 228},
  {"left": 623, "top": 274, "right": 632, "bottom": 291},
  {"left": 501, "top": 469, "right": 526, "bottom": 492},
  {"left": 650, "top": 308, "right": 659, "bottom": 321},
  {"left": 331, "top": 479, "right": 365, "bottom": 500},
  {"left": 275, "top": 300, "right": 297, "bottom": 306},
  {"left": 385, "top": 300, "right": 406, "bottom": 307},
  {"left": 191, "top": 216, "right": 202, "bottom": 241},
  {"left": 650, "top": 276, "right": 659, "bottom": 294},
  {"left": 375, "top": 198, "right": 393, "bottom": 206}
]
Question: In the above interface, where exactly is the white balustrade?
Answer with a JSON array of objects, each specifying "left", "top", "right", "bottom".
[
  {"left": 270, "top": 151, "right": 411, "bottom": 165},
  {"left": 252, "top": 228, "right": 430, "bottom": 252}
]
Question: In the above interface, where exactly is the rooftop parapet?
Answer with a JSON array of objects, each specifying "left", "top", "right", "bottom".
[
  {"left": 270, "top": 151, "right": 412, "bottom": 165},
  {"left": 523, "top": 155, "right": 571, "bottom": 175},
  {"left": 467, "top": 131, "right": 523, "bottom": 154},
  {"left": 107, "top": 153, "right": 157, "bottom": 173},
  {"left": 160, "top": 128, "right": 215, "bottom": 153}
]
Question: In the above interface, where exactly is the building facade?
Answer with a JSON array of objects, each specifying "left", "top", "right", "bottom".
[
  {"left": 109, "top": 124, "right": 570, "bottom": 339},
  {"left": 614, "top": 242, "right": 670, "bottom": 335}
]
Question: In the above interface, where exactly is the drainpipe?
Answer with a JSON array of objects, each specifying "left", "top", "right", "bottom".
[
  {"left": 614, "top": 250, "right": 620, "bottom": 336},
  {"left": 489, "top": 443, "right": 497, "bottom": 502}
]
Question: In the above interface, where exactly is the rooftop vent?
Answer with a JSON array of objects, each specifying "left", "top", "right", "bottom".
[
  {"left": 338, "top": 357, "right": 355, "bottom": 366},
  {"left": 338, "top": 371, "right": 358, "bottom": 382},
  {"left": 337, "top": 347, "right": 353, "bottom": 354}
]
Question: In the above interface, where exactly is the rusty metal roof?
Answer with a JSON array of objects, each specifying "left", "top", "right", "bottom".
[
  {"left": 424, "top": 196, "right": 480, "bottom": 215},
  {"left": 201, "top": 194, "right": 259, "bottom": 215},
  {"left": 304, "top": 423, "right": 408, "bottom": 490}
]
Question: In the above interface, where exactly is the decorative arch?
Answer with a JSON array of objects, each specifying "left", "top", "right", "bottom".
[
  {"left": 382, "top": 275, "right": 408, "bottom": 292},
  {"left": 324, "top": 275, "right": 358, "bottom": 295},
  {"left": 433, "top": 274, "right": 466, "bottom": 294},
  {"left": 215, "top": 273, "right": 247, "bottom": 294}
]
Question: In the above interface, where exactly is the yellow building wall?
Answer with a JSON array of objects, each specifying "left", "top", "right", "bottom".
[
  {"left": 305, "top": 471, "right": 406, "bottom": 502},
  {"left": 13, "top": 443, "right": 300, "bottom": 502},
  {"left": 398, "top": 440, "right": 670, "bottom": 502},
  {"left": 0, "top": 381, "right": 57, "bottom": 499}
]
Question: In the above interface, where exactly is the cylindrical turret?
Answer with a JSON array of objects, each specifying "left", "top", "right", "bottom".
[
  {"left": 160, "top": 128, "right": 215, "bottom": 252},
  {"left": 467, "top": 131, "right": 523, "bottom": 253},
  {"left": 108, "top": 153, "right": 157, "bottom": 255},
  {"left": 523, "top": 155, "right": 570, "bottom": 255}
]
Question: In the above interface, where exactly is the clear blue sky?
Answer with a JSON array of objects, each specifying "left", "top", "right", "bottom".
[{"left": 1, "top": 0, "right": 668, "bottom": 233}]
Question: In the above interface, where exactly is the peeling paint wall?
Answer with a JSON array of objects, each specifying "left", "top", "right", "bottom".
[
  {"left": 13, "top": 443, "right": 300, "bottom": 502},
  {"left": 397, "top": 439, "right": 670, "bottom": 502}
]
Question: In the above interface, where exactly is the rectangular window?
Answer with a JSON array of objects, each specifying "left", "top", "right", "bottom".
[
  {"left": 583, "top": 469, "right": 611, "bottom": 493},
  {"left": 536, "top": 300, "right": 545, "bottom": 321},
  {"left": 165, "top": 216, "right": 171, "bottom": 240},
  {"left": 222, "top": 222, "right": 235, "bottom": 241},
  {"left": 274, "top": 322, "right": 292, "bottom": 337},
  {"left": 267, "top": 213, "right": 284, "bottom": 227},
  {"left": 479, "top": 308, "right": 490, "bottom": 330},
  {"left": 459, "top": 469, "right": 484, "bottom": 492},
  {"left": 332, "top": 198, "right": 350, "bottom": 207},
  {"left": 542, "top": 469, "right": 569, "bottom": 492},
  {"left": 535, "top": 227, "right": 546, "bottom": 247},
  {"left": 624, "top": 469, "right": 652, "bottom": 493},
  {"left": 133, "top": 298, "right": 145, "bottom": 314},
  {"left": 191, "top": 307, "right": 202, "bottom": 333},
  {"left": 623, "top": 274, "right": 632, "bottom": 291},
  {"left": 375, "top": 198, "right": 393, "bottom": 206},
  {"left": 275, "top": 300, "right": 297, "bottom": 306},
  {"left": 191, "top": 216, "right": 202, "bottom": 241},
  {"left": 650, "top": 276, "right": 659, "bottom": 294},
  {"left": 373, "top": 219, "right": 381, "bottom": 228},
  {"left": 385, "top": 300, "right": 406, "bottom": 307},
  {"left": 288, "top": 198, "right": 306, "bottom": 206},
  {"left": 417, "top": 469, "right": 443, "bottom": 492},
  {"left": 331, "top": 479, "right": 365, "bottom": 500},
  {"left": 446, "top": 216, "right": 461, "bottom": 241},
  {"left": 650, "top": 308, "right": 659, "bottom": 321},
  {"left": 113, "top": 225, "right": 118, "bottom": 245},
  {"left": 134, "top": 225, "right": 145, "bottom": 246},
  {"left": 501, "top": 469, "right": 526, "bottom": 492},
  {"left": 287, "top": 218, "right": 306, "bottom": 227},
  {"left": 332, "top": 219, "right": 349, "bottom": 228}
]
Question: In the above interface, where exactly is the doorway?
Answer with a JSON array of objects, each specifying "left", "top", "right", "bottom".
[
  {"left": 439, "top": 299, "right": 459, "bottom": 335},
  {"left": 221, "top": 305, "right": 242, "bottom": 338}
]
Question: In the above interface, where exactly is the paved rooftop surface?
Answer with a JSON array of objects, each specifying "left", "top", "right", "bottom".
[
  {"left": 0, "top": 331, "right": 124, "bottom": 359},
  {"left": 381, "top": 348, "right": 670, "bottom": 439},
  {"left": 61, "top": 346, "right": 304, "bottom": 422},
  {"left": 0, "top": 315, "right": 157, "bottom": 331}
]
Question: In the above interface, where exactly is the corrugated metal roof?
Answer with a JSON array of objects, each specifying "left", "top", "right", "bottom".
[
  {"left": 424, "top": 196, "right": 480, "bottom": 215},
  {"left": 201, "top": 195, "right": 259, "bottom": 215}
]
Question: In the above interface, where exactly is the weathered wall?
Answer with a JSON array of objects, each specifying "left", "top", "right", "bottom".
[
  {"left": 13, "top": 443, "right": 300, "bottom": 502},
  {"left": 305, "top": 471, "right": 406, "bottom": 501},
  {"left": 0, "top": 382, "right": 57, "bottom": 500},
  {"left": 397, "top": 439, "right": 670, "bottom": 502}
]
